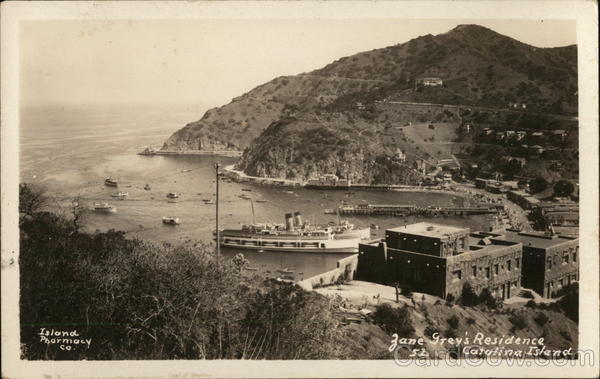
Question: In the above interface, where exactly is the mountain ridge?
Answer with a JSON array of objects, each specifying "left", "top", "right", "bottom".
[{"left": 161, "top": 24, "right": 578, "bottom": 184}]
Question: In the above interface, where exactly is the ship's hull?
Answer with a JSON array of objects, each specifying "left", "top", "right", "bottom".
[{"left": 219, "top": 235, "right": 360, "bottom": 253}]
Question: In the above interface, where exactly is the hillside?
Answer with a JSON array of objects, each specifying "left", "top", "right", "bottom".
[
  {"left": 319, "top": 281, "right": 578, "bottom": 360},
  {"left": 163, "top": 24, "right": 578, "bottom": 184}
]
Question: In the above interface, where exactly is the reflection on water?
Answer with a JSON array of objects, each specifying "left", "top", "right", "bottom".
[{"left": 20, "top": 104, "right": 491, "bottom": 278}]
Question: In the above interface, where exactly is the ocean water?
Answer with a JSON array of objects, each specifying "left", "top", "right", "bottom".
[{"left": 20, "top": 103, "right": 491, "bottom": 279}]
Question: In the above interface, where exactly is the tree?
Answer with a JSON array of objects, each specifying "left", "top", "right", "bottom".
[
  {"left": 460, "top": 282, "right": 480, "bottom": 307},
  {"left": 528, "top": 207, "right": 549, "bottom": 231},
  {"left": 553, "top": 180, "right": 574, "bottom": 197},
  {"left": 19, "top": 183, "right": 47, "bottom": 216},
  {"left": 529, "top": 177, "right": 548, "bottom": 194},
  {"left": 372, "top": 303, "right": 415, "bottom": 336}
]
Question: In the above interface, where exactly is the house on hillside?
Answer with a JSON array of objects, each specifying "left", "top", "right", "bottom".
[
  {"left": 415, "top": 77, "right": 443, "bottom": 88},
  {"left": 394, "top": 148, "right": 406, "bottom": 163}
]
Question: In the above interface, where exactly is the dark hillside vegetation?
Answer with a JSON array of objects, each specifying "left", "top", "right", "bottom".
[{"left": 19, "top": 184, "right": 363, "bottom": 360}]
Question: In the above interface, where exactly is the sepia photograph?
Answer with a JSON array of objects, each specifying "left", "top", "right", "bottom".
[{"left": 2, "top": 1, "right": 598, "bottom": 378}]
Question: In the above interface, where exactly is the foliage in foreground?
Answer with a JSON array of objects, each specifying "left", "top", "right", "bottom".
[{"left": 19, "top": 184, "right": 350, "bottom": 360}]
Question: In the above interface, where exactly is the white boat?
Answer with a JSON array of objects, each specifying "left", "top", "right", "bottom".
[
  {"left": 111, "top": 191, "right": 128, "bottom": 199},
  {"left": 92, "top": 203, "right": 116, "bottom": 213},
  {"left": 162, "top": 217, "right": 180, "bottom": 225},
  {"left": 166, "top": 192, "right": 179, "bottom": 199},
  {"left": 104, "top": 177, "right": 118, "bottom": 187},
  {"left": 239, "top": 194, "right": 251, "bottom": 200},
  {"left": 218, "top": 212, "right": 368, "bottom": 253},
  {"left": 277, "top": 268, "right": 295, "bottom": 274}
]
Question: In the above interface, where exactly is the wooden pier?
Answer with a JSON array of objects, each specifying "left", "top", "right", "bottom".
[{"left": 334, "top": 204, "right": 501, "bottom": 217}]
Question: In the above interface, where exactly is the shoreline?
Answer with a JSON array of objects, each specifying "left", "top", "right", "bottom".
[{"left": 138, "top": 149, "right": 243, "bottom": 157}]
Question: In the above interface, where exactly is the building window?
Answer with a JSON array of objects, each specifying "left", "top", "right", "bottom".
[
  {"left": 572, "top": 252, "right": 577, "bottom": 263},
  {"left": 547, "top": 258, "right": 553, "bottom": 270},
  {"left": 563, "top": 254, "right": 569, "bottom": 264},
  {"left": 472, "top": 265, "right": 477, "bottom": 277},
  {"left": 494, "top": 264, "right": 499, "bottom": 275},
  {"left": 515, "top": 258, "right": 520, "bottom": 269},
  {"left": 485, "top": 267, "right": 490, "bottom": 279},
  {"left": 507, "top": 260, "right": 511, "bottom": 271},
  {"left": 452, "top": 270, "right": 462, "bottom": 280},
  {"left": 559, "top": 278, "right": 564, "bottom": 287}
]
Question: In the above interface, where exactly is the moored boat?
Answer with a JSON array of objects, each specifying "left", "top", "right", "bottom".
[
  {"left": 166, "top": 192, "right": 179, "bottom": 199},
  {"left": 144, "top": 184, "right": 151, "bottom": 190},
  {"left": 239, "top": 194, "right": 251, "bottom": 200},
  {"left": 162, "top": 216, "right": 180, "bottom": 225},
  {"left": 92, "top": 202, "right": 116, "bottom": 213},
  {"left": 104, "top": 177, "right": 118, "bottom": 187},
  {"left": 111, "top": 191, "right": 128, "bottom": 199}
]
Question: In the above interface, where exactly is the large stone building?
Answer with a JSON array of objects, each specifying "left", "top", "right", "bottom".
[
  {"left": 356, "top": 223, "right": 523, "bottom": 300},
  {"left": 487, "top": 230, "right": 579, "bottom": 298}
]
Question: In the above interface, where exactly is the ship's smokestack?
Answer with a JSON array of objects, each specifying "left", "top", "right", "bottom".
[
  {"left": 285, "top": 213, "right": 294, "bottom": 231},
  {"left": 293, "top": 211, "right": 302, "bottom": 227}
]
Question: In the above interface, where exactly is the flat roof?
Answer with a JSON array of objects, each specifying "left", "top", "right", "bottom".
[
  {"left": 388, "top": 222, "right": 469, "bottom": 238},
  {"left": 500, "top": 230, "right": 577, "bottom": 249}
]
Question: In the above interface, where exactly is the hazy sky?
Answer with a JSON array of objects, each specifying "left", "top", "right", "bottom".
[{"left": 20, "top": 19, "right": 576, "bottom": 108}]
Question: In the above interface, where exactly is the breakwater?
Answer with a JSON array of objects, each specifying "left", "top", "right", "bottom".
[{"left": 330, "top": 203, "right": 502, "bottom": 217}]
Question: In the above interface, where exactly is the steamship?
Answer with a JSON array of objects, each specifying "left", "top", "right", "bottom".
[{"left": 218, "top": 212, "right": 370, "bottom": 253}]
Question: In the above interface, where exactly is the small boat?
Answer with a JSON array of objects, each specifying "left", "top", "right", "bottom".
[
  {"left": 241, "top": 188, "right": 252, "bottom": 192},
  {"left": 162, "top": 217, "right": 180, "bottom": 225},
  {"left": 203, "top": 199, "right": 215, "bottom": 205},
  {"left": 255, "top": 199, "right": 268, "bottom": 203},
  {"left": 144, "top": 184, "right": 151, "bottom": 190},
  {"left": 166, "top": 192, "right": 179, "bottom": 199},
  {"left": 244, "top": 266, "right": 259, "bottom": 271},
  {"left": 277, "top": 268, "right": 295, "bottom": 274},
  {"left": 283, "top": 190, "right": 294, "bottom": 194},
  {"left": 111, "top": 191, "right": 128, "bottom": 199},
  {"left": 104, "top": 177, "right": 118, "bottom": 187},
  {"left": 239, "top": 194, "right": 251, "bottom": 200},
  {"left": 92, "top": 203, "right": 116, "bottom": 213},
  {"left": 181, "top": 169, "right": 192, "bottom": 173}
]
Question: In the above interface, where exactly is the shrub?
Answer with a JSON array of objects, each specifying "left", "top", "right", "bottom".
[
  {"left": 534, "top": 312, "right": 549, "bottom": 327},
  {"left": 479, "top": 288, "right": 499, "bottom": 309},
  {"left": 447, "top": 315, "right": 460, "bottom": 329},
  {"left": 553, "top": 180, "right": 574, "bottom": 197},
  {"left": 424, "top": 325, "right": 440, "bottom": 339},
  {"left": 372, "top": 303, "right": 415, "bottom": 336},
  {"left": 446, "top": 293, "right": 455, "bottom": 304},
  {"left": 509, "top": 314, "right": 528, "bottom": 330},
  {"left": 529, "top": 177, "right": 548, "bottom": 194},
  {"left": 444, "top": 328, "right": 457, "bottom": 338},
  {"left": 460, "top": 283, "right": 480, "bottom": 307},
  {"left": 559, "top": 330, "right": 572, "bottom": 341},
  {"left": 556, "top": 283, "right": 579, "bottom": 322}
]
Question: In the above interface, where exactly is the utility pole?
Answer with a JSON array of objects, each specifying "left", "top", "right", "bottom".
[{"left": 215, "top": 161, "right": 221, "bottom": 266}]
